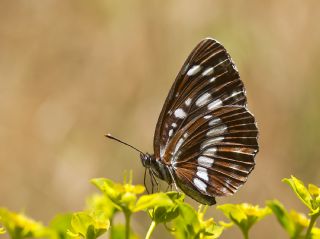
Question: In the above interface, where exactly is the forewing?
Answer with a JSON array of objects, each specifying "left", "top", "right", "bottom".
[
  {"left": 154, "top": 38, "right": 246, "bottom": 161},
  {"left": 169, "top": 106, "right": 258, "bottom": 198}
]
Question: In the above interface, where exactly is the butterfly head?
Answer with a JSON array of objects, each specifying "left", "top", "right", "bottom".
[{"left": 140, "top": 153, "right": 153, "bottom": 168}]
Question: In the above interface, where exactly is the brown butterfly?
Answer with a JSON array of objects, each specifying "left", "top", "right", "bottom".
[{"left": 107, "top": 38, "right": 259, "bottom": 205}]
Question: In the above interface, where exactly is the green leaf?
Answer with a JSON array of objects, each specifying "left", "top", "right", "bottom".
[
  {"left": 152, "top": 205, "right": 180, "bottom": 224},
  {"left": 217, "top": 204, "right": 246, "bottom": 223},
  {"left": 134, "top": 193, "right": 174, "bottom": 212},
  {"left": 283, "top": 176, "right": 320, "bottom": 216},
  {"left": 309, "top": 184, "right": 320, "bottom": 198},
  {"left": 283, "top": 176, "right": 314, "bottom": 211},
  {"left": 267, "top": 200, "right": 297, "bottom": 237},
  {"left": 309, "top": 184, "right": 320, "bottom": 211},
  {"left": 68, "top": 211, "right": 109, "bottom": 239},
  {"left": 173, "top": 203, "right": 200, "bottom": 238},
  {"left": 71, "top": 213, "right": 91, "bottom": 237},
  {"left": 91, "top": 178, "right": 120, "bottom": 200},
  {"left": 49, "top": 213, "right": 73, "bottom": 239},
  {"left": 165, "top": 191, "right": 185, "bottom": 202},
  {"left": 173, "top": 203, "right": 224, "bottom": 239},
  {"left": 267, "top": 200, "right": 313, "bottom": 238},
  {"left": 86, "top": 194, "right": 117, "bottom": 219},
  {"left": 139, "top": 192, "right": 181, "bottom": 229}
]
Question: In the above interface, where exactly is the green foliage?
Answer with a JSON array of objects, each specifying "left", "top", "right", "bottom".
[
  {"left": 267, "top": 200, "right": 311, "bottom": 238},
  {"left": 0, "top": 208, "right": 49, "bottom": 239},
  {"left": 67, "top": 211, "right": 110, "bottom": 239},
  {"left": 173, "top": 204, "right": 224, "bottom": 239},
  {"left": 0, "top": 220, "right": 5, "bottom": 235},
  {"left": 49, "top": 213, "right": 73, "bottom": 239},
  {"left": 0, "top": 175, "right": 319, "bottom": 239},
  {"left": 281, "top": 176, "right": 320, "bottom": 238},
  {"left": 283, "top": 176, "right": 320, "bottom": 216},
  {"left": 217, "top": 203, "right": 270, "bottom": 239}
]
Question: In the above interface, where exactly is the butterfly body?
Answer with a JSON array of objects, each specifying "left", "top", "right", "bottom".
[
  {"left": 140, "top": 153, "right": 173, "bottom": 184},
  {"left": 145, "top": 38, "right": 259, "bottom": 205}
]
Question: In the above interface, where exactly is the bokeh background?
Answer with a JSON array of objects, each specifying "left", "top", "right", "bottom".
[{"left": 1, "top": 0, "right": 320, "bottom": 238}]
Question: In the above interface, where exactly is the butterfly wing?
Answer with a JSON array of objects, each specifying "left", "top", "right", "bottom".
[
  {"left": 168, "top": 106, "right": 258, "bottom": 204},
  {"left": 154, "top": 38, "right": 247, "bottom": 163},
  {"left": 153, "top": 38, "right": 258, "bottom": 204}
]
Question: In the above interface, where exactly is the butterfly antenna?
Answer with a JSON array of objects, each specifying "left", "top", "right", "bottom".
[{"left": 105, "top": 133, "right": 145, "bottom": 155}]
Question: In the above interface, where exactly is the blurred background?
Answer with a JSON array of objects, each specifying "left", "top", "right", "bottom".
[{"left": 0, "top": 0, "right": 320, "bottom": 238}]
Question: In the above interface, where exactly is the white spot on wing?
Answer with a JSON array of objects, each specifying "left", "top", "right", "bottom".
[
  {"left": 209, "top": 77, "right": 216, "bottom": 83},
  {"left": 202, "top": 67, "right": 214, "bottom": 76},
  {"left": 232, "top": 61, "right": 238, "bottom": 71},
  {"left": 168, "top": 129, "right": 173, "bottom": 137},
  {"left": 160, "top": 146, "right": 165, "bottom": 158},
  {"left": 182, "top": 63, "right": 189, "bottom": 74},
  {"left": 232, "top": 164, "right": 240, "bottom": 170},
  {"left": 196, "top": 93, "right": 211, "bottom": 107},
  {"left": 187, "top": 65, "right": 202, "bottom": 76},
  {"left": 198, "top": 156, "right": 214, "bottom": 167},
  {"left": 204, "top": 115, "right": 212, "bottom": 119},
  {"left": 225, "top": 179, "right": 232, "bottom": 185},
  {"left": 231, "top": 91, "right": 242, "bottom": 97},
  {"left": 208, "top": 117, "right": 222, "bottom": 126},
  {"left": 174, "top": 138, "right": 184, "bottom": 154},
  {"left": 224, "top": 90, "right": 243, "bottom": 102},
  {"left": 193, "top": 178, "right": 207, "bottom": 192},
  {"left": 233, "top": 147, "right": 255, "bottom": 156},
  {"left": 185, "top": 98, "right": 192, "bottom": 106},
  {"left": 203, "top": 147, "right": 218, "bottom": 157},
  {"left": 208, "top": 99, "right": 223, "bottom": 110},
  {"left": 172, "top": 123, "right": 177, "bottom": 128},
  {"left": 206, "top": 125, "right": 227, "bottom": 136},
  {"left": 200, "top": 137, "right": 224, "bottom": 149},
  {"left": 196, "top": 167, "right": 209, "bottom": 181},
  {"left": 174, "top": 108, "right": 186, "bottom": 119}
]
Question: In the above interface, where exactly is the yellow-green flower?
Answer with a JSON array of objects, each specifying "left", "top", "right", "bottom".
[
  {"left": 290, "top": 210, "right": 309, "bottom": 228},
  {"left": 91, "top": 177, "right": 145, "bottom": 212},
  {"left": 0, "top": 208, "right": 47, "bottom": 238},
  {"left": 217, "top": 203, "right": 270, "bottom": 239},
  {"left": 67, "top": 211, "right": 110, "bottom": 239}
]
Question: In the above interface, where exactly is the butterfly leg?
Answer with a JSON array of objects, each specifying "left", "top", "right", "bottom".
[
  {"left": 144, "top": 168, "right": 150, "bottom": 194},
  {"left": 153, "top": 174, "right": 159, "bottom": 192},
  {"left": 149, "top": 170, "right": 155, "bottom": 193},
  {"left": 150, "top": 170, "right": 159, "bottom": 192},
  {"left": 165, "top": 183, "right": 173, "bottom": 192},
  {"left": 168, "top": 167, "right": 180, "bottom": 192}
]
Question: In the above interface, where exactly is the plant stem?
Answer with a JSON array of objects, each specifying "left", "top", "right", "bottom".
[
  {"left": 305, "top": 212, "right": 319, "bottom": 239},
  {"left": 241, "top": 229, "right": 249, "bottom": 239},
  {"left": 145, "top": 221, "right": 157, "bottom": 239},
  {"left": 125, "top": 212, "right": 131, "bottom": 239}
]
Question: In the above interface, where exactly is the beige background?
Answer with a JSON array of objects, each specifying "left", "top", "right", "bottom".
[{"left": 1, "top": 0, "right": 320, "bottom": 238}]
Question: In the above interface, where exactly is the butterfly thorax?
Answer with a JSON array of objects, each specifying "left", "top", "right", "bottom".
[{"left": 140, "top": 153, "right": 173, "bottom": 184}]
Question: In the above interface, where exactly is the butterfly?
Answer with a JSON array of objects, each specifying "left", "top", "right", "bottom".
[{"left": 107, "top": 37, "right": 259, "bottom": 205}]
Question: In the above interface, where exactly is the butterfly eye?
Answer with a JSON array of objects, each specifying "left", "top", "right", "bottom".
[{"left": 140, "top": 153, "right": 152, "bottom": 167}]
